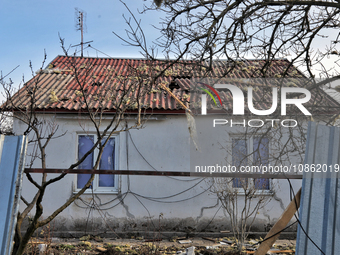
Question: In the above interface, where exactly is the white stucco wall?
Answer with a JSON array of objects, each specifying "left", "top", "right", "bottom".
[{"left": 14, "top": 113, "right": 302, "bottom": 234}]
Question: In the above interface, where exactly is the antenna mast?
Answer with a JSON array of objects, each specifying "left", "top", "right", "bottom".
[
  {"left": 74, "top": 9, "right": 92, "bottom": 57},
  {"left": 80, "top": 11, "right": 84, "bottom": 57}
]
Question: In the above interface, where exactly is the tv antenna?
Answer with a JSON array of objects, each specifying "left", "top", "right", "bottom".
[{"left": 73, "top": 8, "right": 93, "bottom": 57}]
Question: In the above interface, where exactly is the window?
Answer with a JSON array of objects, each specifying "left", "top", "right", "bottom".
[
  {"left": 232, "top": 136, "right": 270, "bottom": 190},
  {"left": 76, "top": 134, "right": 118, "bottom": 193}
]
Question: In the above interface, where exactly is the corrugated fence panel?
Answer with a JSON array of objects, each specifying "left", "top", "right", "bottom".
[
  {"left": 296, "top": 122, "right": 340, "bottom": 254},
  {"left": 0, "top": 135, "right": 27, "bottom": 255}
]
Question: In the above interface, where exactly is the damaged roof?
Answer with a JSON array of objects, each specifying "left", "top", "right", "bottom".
[{"left": 4, "top": 55, "right": 340, "bottom": 115}]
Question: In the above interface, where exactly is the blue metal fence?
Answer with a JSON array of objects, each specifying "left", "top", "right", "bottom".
[
  {"left": 297, "top": 122, "right": 340, "bottom": 254},
  {"left": 0, "top": 135, "right": 27, "bottom": 255}
]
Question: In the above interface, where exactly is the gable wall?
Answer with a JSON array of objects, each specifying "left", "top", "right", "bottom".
[{"left": 13, "top": 113, "right": 302, "bottom": 235}]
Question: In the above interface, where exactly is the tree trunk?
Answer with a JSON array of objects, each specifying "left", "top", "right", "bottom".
[
  {"left": 13, "top": 222, "right": 39, "bottom": 255},
  {"left": 12, "top": 203, "right": 43, "bottom": 255},
  {"left": 12, "top": 218, "right": 22, "bottom": 255}
]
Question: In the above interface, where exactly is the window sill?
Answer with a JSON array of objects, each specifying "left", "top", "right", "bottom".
[
  {"left": 235, "top": 190, "right": 274, "bottom": 196},
  {"left": 73, "top": 189, "right": 119, "bottom": 195}
]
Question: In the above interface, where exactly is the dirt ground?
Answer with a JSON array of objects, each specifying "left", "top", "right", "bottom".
[{"left": 25, "top": 236, "right": 296, "bottom": 255}]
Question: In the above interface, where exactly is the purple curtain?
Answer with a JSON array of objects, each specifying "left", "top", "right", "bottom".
[
  {"left": 77, "top": 135, "right": 94, "bottom": 189},
  {"left": 253, "top": 137, "right": 270, "bottom": 190},
  {"left": 99, "top": 138, "right": 115, "bottom": 187},
  {"left": 232, "top": 138, "right": 248, "bottom": 188}
]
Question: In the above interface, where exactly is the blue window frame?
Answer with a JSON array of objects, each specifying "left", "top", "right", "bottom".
[
  {"left": 77, "top": 134, "right": 117, "bottom": 193},
  {"left": 232, "top": 136, "right": 270, "bottom": 190}
]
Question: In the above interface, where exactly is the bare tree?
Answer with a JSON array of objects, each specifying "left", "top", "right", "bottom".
[
  {"left": 147, "top": 0, "right": 340, "bottom": 81},
  {"left": 210, "top": 177, "right": 270, "bottom": 251},
  {"left": 3, "top": 1, "right": 340, "bottom": 252},
  {"left": 118, "top": 0, "right": 340, "bottom": 249},
  {"left": 0, "top": 112, "right": 13, "bottom": 135},
  {"left": 126, "top": 1, "right": 340, "bottom": 165},
  {"left": 0, "top": 69, "right": 18, "bottom": 135},
  {"left": 1, "top": 42, "right": 173, "bottom": 254}
]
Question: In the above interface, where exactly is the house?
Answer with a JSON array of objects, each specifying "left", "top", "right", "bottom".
[{"left": 6, "top": 55, "right": 340, "bottom": 237}]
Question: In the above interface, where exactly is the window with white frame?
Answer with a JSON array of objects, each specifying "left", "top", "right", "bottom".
[
  {"left": 76, "top": 134, "right": 118, "bottom": 193},
  {"left": 232, "top": 136, "right": 270, "bottom": 190}
]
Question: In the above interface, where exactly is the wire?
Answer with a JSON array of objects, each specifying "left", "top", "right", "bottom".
[
  {"left": 74, "top": 45, "right": 91, "bottom": 55},
  {"left": 201, "top": 204, "right": 223, "bottom": 230},
  {"left": 130, "top": 178, "right": 206, "bottom": 200},
  {"left": 88, "top": 45, "right": 113, "bottom": 58},
  {"left": 130, "top": 192, "right": 158, "bottom": 231},
  {"left": 71, "top": 111, "right": 226, "bottom": 235},
  {"left": 257, "top": 220, "right": 298, "bottom": 245},
  {"left": 73, "top": 130, "right": 206, "bottom": 209},
  {"left": 74, "top": 191, "right": 129, "bottom": 210},
  {"left": 245, "top": 176, "right": 324, "bottom": 254},
  {"left": 286, "top": 177, "right": 325, "bottom": 255},
  {"left": 129, "top": 183, "right": 212, "bottom": 203},
  {"left": 128, "top": 131, "right": 202, "bottom": 182}
]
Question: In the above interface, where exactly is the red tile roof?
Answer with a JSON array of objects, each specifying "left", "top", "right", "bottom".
[{"left": 4, "top": 56, "right": 339, "bottom": 115}]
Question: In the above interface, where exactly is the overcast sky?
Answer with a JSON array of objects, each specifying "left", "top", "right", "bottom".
[{"left": 0, "top": 0, "right": 161, "bottom": 90}]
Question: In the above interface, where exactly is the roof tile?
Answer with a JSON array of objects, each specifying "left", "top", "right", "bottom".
[{"left": 4, "top": 55, "right": 339, "bottom": 115}]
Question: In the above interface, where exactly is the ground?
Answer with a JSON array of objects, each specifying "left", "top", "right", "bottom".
[{"left": 23, "top": 236, "right": 296, "bottom": 254}]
